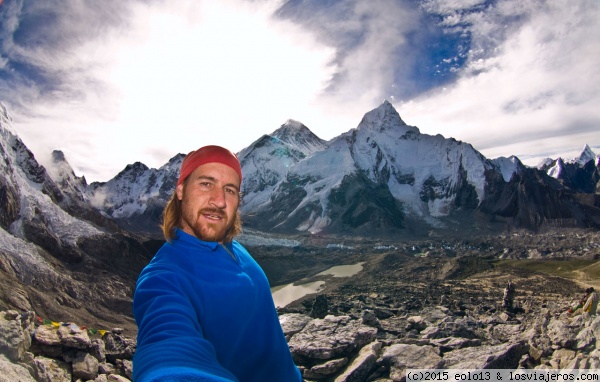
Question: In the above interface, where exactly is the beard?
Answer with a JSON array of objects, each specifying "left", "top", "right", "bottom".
[{"left": 181, "top": 206, "right": 237, "bottom": 243}]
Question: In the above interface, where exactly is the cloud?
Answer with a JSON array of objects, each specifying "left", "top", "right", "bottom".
[
  {"left": 399, "top": 0, "right": 600, "bottom": 164},
  {"left": 0, "top": 0, "right": 598, "bottom": 182},
  {"left": 1, "top": 0, "right": 338, "bottom": 182}
]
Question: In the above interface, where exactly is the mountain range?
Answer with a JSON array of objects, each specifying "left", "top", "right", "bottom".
[
  {"left": 0, "top": 99, "right": 599, "bottom": 327},
  {"left": 79, "top": 100, "right": 600, "bottom": 238}
]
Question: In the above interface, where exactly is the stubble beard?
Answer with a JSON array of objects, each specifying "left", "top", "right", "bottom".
[{"left": 183, "top": 207, "right": 236, "bottom": 243}]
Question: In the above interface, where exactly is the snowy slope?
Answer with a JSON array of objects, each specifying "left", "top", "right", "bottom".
[
  {"left": 86, "top": 154, "right": 183, "bottom": 220},
  {"left": 237, "top": 120, "right": 327, "bottom": 212},
  {"left": 0, "top": 102, "right": 103, "bottom": 297},
  {"left": 0, "top": 105, "right": 102, "bottom": 245},
  {"left": 0, "top": 102, "right": 154, "bottom": 327},
  {"left": 241, "top": 101, "right": 494, "bottom": 233},
  {"left": 573, "top": 144, "right": 598, "bottom": 167},
  {"left": 490, "top": 156, "right": 525, "bottom": 182}
]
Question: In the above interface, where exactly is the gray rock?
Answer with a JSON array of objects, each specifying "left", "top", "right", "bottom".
[
  {"left": 429, "top": 336, "right": 481, "bottom": 350},
  {"left": 116, "top": 359, "right": 133, "bottom": 379},
  {"left": 378, "top": 343, "right": 443, "bottom": 382},
  {"left": 72, "top": 351, "right": 99, "bottom": 380},
  {"left": 31, "top": 356, "right": 71, "bottom": 382},
  {"left": 104, "top": 331, "right": 136, "bottom": 360},
  {"left": 0, "top": 354, "right": 36, "bottom": 382},
  {"left": 575, "top": 315, "right": 600, "bottom": 351},
  {"left": 91, "top": 338, "right": 107, "bottom": 363},
  {"left": 334, "top": 341, "right": 382, "bottom": 382},
  {"left": 99, "top": 361, "right": 116, "bottom": 375},
  {"left": 406, "top": 315, "right": 427, "bottom": 331},
  {"left": 304, "top": 358, "right": 349, "bottom": 379},
  {"left": 58, "top": 323, "right": 91, "bottom": 349},
  {"left": 107, "top": 374, "right": 132, "bottom": 381},
  {"left": 289, "top": 315, "right": 378, "bottom": 361},
  {"left": 34, "top": 324, "right": 61, "bottom": 346},
  {"left": 443, "top": 341, "right": 528, "bottom": 369},
  {"left": 0, "top": 311, "right": 135, "bottom": 382},
  {"left": 279, "top": 313, "right": 312, "bottom": 340},
  {"left": 489, "top": 323, "right": 523, "bottom": 342},
  {"left": 0, "top": 310, "right": 35, "bottom": 362},
  {"left": 547, "top": 317, "right": 580, "bottom": 349},
  {"left": 549, "top": 348, "right": 576, "bottom": 369},
  {"left": 361, "top": 310, "right": 380, "bottom": 327}
]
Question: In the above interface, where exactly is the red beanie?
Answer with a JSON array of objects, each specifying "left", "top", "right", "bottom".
[{"left": 177, "top": 145, "right": 242, "bottom": 186}]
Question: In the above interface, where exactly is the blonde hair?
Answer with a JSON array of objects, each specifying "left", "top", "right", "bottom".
[{"left": 161, "top": 187, "right": 242, "bottom": 243}]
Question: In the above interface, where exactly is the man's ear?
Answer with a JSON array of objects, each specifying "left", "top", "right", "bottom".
[{"left": 176, "top": 183, "right": 184, "bottom": 201}]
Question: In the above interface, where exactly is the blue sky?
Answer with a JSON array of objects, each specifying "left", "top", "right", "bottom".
[{"left": 0, "top": 0, "right": 599, "bottom": 182}]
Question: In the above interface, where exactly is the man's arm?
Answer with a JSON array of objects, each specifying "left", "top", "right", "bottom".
[{"left": 133, "top": 266, "right": 238, "bottom": 382}]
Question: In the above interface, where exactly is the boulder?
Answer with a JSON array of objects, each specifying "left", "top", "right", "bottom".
[
  {"left": 334, "top": 340, "right": 382, "bottom": 382},
  {"left": 0, "top": 354, "right": 36, "bottom": 382},
  {"left": 31, "top": 356, "right": 71, "bottom": 382},
  {"left": 443, "top": 341, "right": 528, "bottom": 369},
  {"left": 72, "top": 351, "right": 99, "bottom": 380},
  {"left": 289, "top": 315, "right": 378, "bottom": 361},
  {"left": 0, "top": 310, "right": 35, "bottom": 362},
  {"left": 378, "top": 343, "right": 443, "bottom": 382},
  {"left": 280, "top": 313, "right": 312, "bottom": 340}
]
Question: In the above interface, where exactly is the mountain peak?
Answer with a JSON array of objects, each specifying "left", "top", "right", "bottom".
[
  {"left": 575, "top": 144, "right": 597, "bottom": 166},
  {"left": 273, "top": 119, "right": 311, "bottom": 139},
  {"left": 52, "top": 150, "right": 67, "bottom": 163},
  {"left": 270, "top": 120, "right": 326, "bottom": 154},
  {"left": 357, "top": 100, "right": 419, "bottom": 134}
]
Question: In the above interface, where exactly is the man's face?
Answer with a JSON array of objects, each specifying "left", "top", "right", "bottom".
[{"left": 176, "top": 162, "right": 241, "bottom": 243}]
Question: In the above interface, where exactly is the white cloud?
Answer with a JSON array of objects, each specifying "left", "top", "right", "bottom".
[
  {"left": 3, "top": 0, "right": 599, "bottom": 183},
  {"left": 399, "top": 0, "right": 600, "bottom": 163},
  {"left": 11, "top": 0, "right": 338, "bottom": 182}
]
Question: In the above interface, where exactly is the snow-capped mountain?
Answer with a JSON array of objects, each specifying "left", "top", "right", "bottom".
[
  {"left": 86, "top": 154, "right": 184, "bottom": 233},
  {"left": 574, "top": 144, "right": 599, "bottom": 167},
  {"left": 0, "top": 102, "right": 151, "bottom": 327},
  {"left": 538, "top": 144, "right": 600, "bottom": 193},
  {"left": 69, "top": 100, "right": 600, "bottom": 237},
  {"left": 4, "top": 99, "right": 598, "bottom": 242},
  {"left": 241, "top": 101, "right": 494, "bottom": 234},
  {"left": 237, "top": 120, "right": 327, "bottom": 213}
]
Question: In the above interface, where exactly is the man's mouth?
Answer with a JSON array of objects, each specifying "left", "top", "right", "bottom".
[{"left": 201, "top": 210, "right": 225, "bottom": 221}]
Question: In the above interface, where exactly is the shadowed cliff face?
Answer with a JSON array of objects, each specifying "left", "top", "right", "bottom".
[
  {"left": 480, "top": 167, "right": 600, "bottom": 230},
  {"left": 0, "top": 174, "right": 20, "bottom": 230}
]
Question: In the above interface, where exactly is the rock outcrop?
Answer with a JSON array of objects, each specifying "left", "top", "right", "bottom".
[
  {"left": 1, "top": 295, "right": 598, "bottom": 381},
  {"left": 0, "top": 310, "right": 134, "bottom": 382},
  {"left": 281, "top": 305, "right": 600, "bottom": 381}
]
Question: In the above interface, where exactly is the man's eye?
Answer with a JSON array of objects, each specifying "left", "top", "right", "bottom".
[
  {"left": 199, "top": 182, "right": 213, "bottom": 189},
  {"left": 225, "top": 188, "right": 238, "bottom": 196}
]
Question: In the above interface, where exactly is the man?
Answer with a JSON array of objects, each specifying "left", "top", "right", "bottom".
[{"left": 132, "top": 145, "right": 302, "bottom": 382}]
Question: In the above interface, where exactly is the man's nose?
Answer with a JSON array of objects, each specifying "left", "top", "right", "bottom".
[{"left": 209, "top": 187, "right": 227, "bottom": 208}]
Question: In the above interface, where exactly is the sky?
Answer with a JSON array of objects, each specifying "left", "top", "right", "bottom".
[{"left": 0, "top": 0, "right": 599, "bottom": 183}]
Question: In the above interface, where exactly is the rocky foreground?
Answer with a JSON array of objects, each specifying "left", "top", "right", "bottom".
[
  {"left": 1, "top": 296, "right": 599, "bottom": 382},
  {"left": 1, "top": 229, "right": 599, "bottom": 381}
]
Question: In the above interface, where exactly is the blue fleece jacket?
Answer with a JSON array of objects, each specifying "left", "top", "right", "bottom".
[{"left": 132, "top": 229, "right": 302, "bottom": 382}]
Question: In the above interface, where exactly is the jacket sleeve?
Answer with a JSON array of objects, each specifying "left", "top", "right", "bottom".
[{"left": 132, "top": 265, "right": 239, "bottom": 382}]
